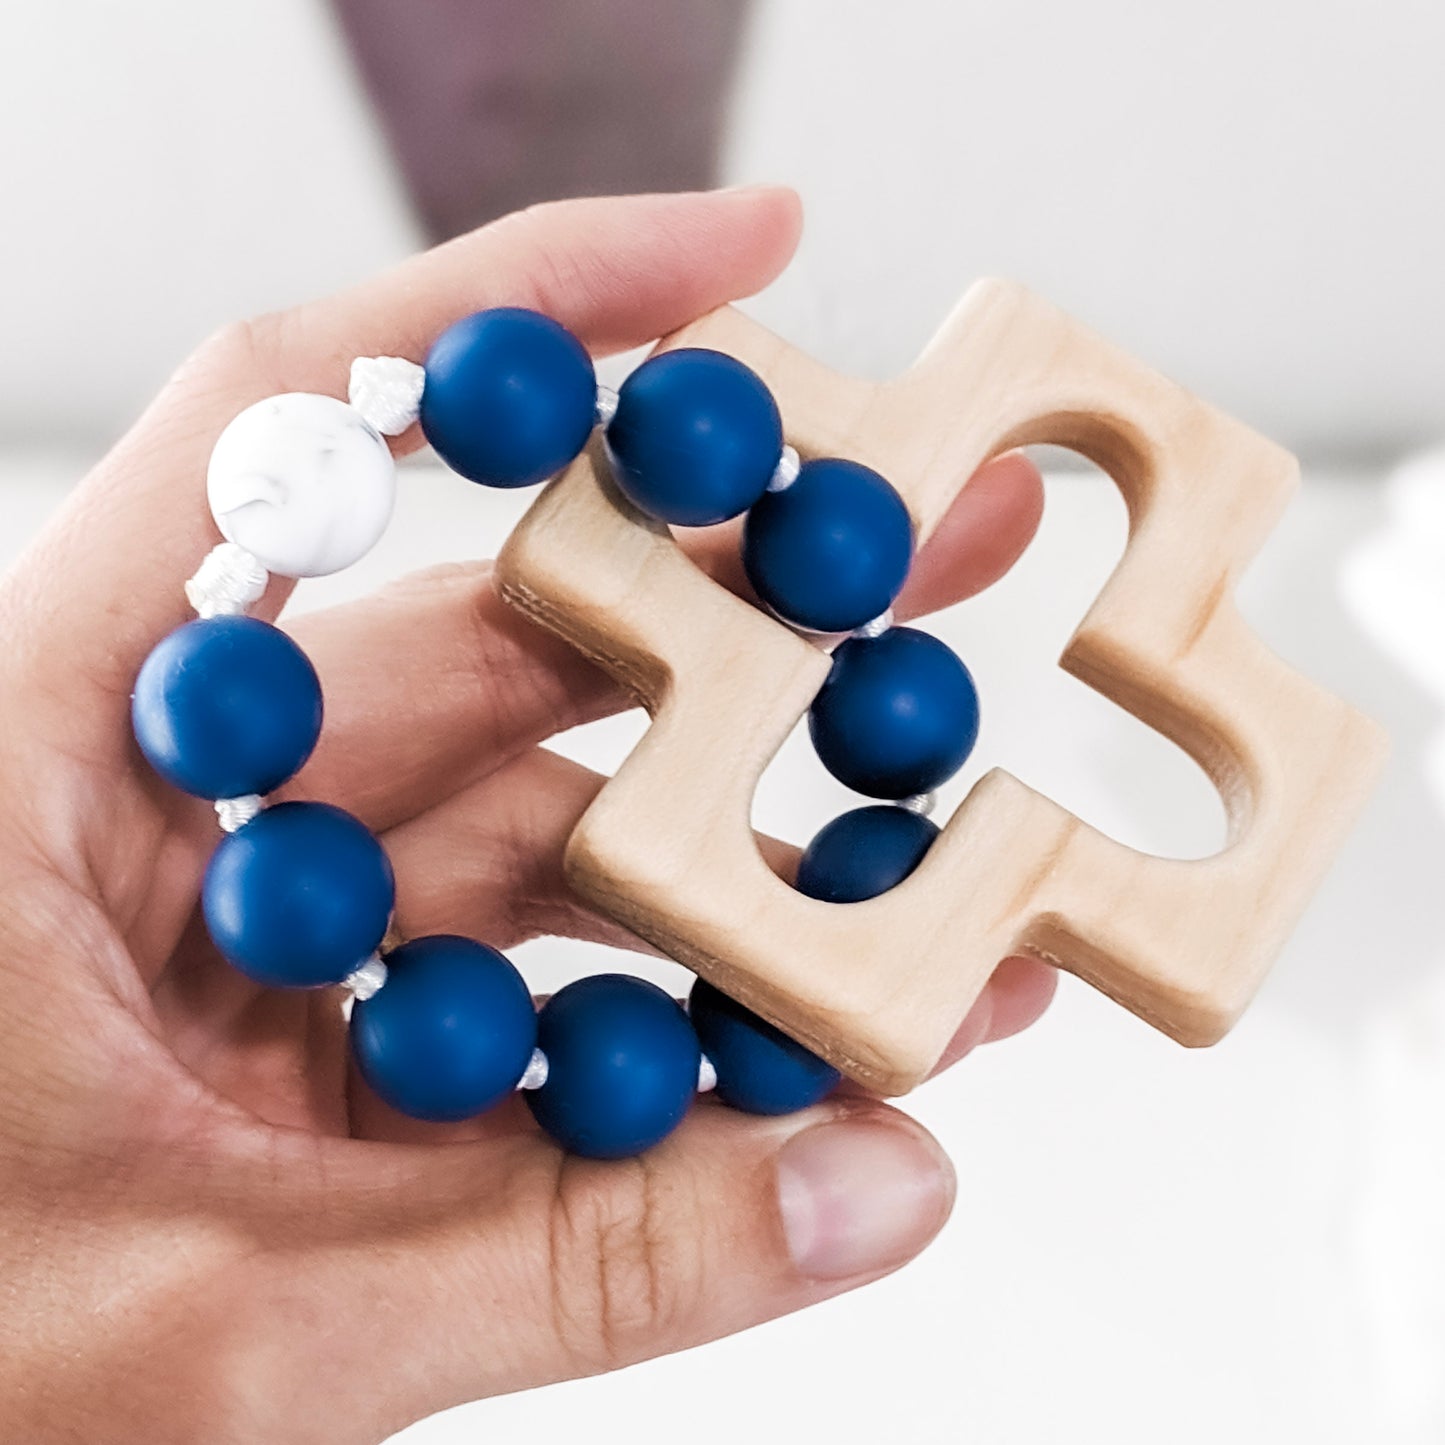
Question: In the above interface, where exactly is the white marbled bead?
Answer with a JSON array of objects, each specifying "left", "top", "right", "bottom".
[{"left": 206, "top": 393, "right": 396, "bottom": 578}]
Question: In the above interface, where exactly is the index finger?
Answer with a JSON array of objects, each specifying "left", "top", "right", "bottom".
[{"left": 0, "top": 187, "right": 805, "bottom": 756}]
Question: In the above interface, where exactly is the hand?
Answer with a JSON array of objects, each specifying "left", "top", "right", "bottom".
[{"left": 0, "top": 187, "right": 1055, "bottom": 1444}]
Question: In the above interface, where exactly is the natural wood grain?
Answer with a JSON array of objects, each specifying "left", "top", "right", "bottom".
[{"left": 497, "top": 280, "right": 1387, "bottom": 1095}]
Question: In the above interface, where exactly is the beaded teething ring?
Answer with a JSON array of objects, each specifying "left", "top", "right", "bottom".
[{"left": 132, "top": 307, "right": 981, "bottom": 1158}]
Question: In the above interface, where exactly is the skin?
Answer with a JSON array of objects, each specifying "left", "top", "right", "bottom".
[{"left": 0, "top": 187, "right": 1055, "bottom": 1444}]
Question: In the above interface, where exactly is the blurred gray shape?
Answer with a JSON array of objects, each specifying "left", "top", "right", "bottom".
[{"left": 332, "top": 0, "right": 753, "bottom": 240}]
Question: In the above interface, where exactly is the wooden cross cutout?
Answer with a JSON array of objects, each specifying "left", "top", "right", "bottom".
[{"left": 496, "top": 279, "right": 1386, "bottom": 1097}]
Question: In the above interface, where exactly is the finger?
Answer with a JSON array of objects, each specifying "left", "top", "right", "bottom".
[
  {"left": 685, "top": 447, "right": 1044, "bottom": 609},
  {"left": 276, "top": 562, "right": 616, "bottom": 834},
  {"left": 372, "top": 747, "right": 1054, "bottom": 1074},
  {"left": 383, "top": 746, "right": 620, "bottom": 951},
  {"left": 917, "top": 955, "right": 1059, "bottom": 1080},
  {"left": 247, "top": 1097, "right": 955, "bottom": 1427},
  {"left": 2, "top": 187, "right": 805, "bottom": 750},
  {"left": 279, "top": 449, "right": 1044, "bottom": 834},
  {"left": 379, "top": 746, "right": 794, "bottom": 953},
  {"left": 899, "top": 448, "right": 1045, "bottom": 615},
  {"left": 269, "top": 184, "right": 805, "bottom": 401},
  {"left": 977, "top": 953, "right": 1059, "bottom": 1044}
]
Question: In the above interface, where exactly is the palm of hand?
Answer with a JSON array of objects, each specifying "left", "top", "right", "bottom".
[{"left": 0, "top": 190, "right": 1054, "bottom": 1445}]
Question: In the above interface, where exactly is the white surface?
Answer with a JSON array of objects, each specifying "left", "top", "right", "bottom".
[
  {"left": 207, "top": 393, "right": 396, "bottom": 578},
  {"left": 1339, "top": 452, "right": 1445, "bottom": 1434},
  {"left": 726, "top": 0, "right": 1445, "bottom": 458},
  {"left": 0, "top": 1, "right": 421, "bottom": 442},
  {"left": 1, "top": 1, "right": 1442, "bottom": 455},
  {"left": 1346, "top": 448, "right": 1445, "bottom": 811},
  {"left": 5, "top": 448, "right": 1438, "bottom": 1443}
]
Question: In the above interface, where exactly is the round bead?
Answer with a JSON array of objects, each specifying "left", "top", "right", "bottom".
[
  {"left": 131, "top": 616, "right": 322, "bottom": 800},
  {"left": 809, "top": 627, "right": 979, "bottom": 798},
  {"left": 795, "top": 805, "right": 940, "bottom": 902},
  {"left": 604, "top": 348, "right": 783, "bottom": 526},
  {"left": 350, "top": 935, "right": 537, "bottom": 1122},
  {"left": 526, "top": 974, "right": 700, "bottom": 1159},
  {"left": 206, "top": 393, "right": 396, "bottom": 578},
  {"left": 419, "top": 308, "right": 596, "bottom": 488},
  {"left": 202, "top": 801, "right": 395, "bottom": 988},
  {"left": 688, "top": 978, "right": 840, "bottom": 1116},
  {"left": 741, "top": 458, "right": 914, "bottom": 633}
]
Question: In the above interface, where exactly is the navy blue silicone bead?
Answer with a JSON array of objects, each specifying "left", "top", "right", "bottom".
[
  {"left": 526, "top": 974, "right": 700, "bottom": 1159},
  {"left": 605, "top": 348, "right": 784, "bottom": 526},
  {"left": 350, "top": 935, "right": 537, "bottom": 1122},
  {"left": 795, "top": 805, "right": 940, "bottom": 903},
  {"left": 131, "top": 616, "right": 322, "bottom": 800},
  {"left": 741, "top": 458, "right": 914, "bottom": 633},
  {"left": 809, "top": 627, "right": 979, "bottom": 798},
  {"left": 419, "top": 307, "right": 596, "bottom": 488},
  {"left": 688, "top": 978, "right": 840, "bottom": 1116},
  {"left": 203, "top": 801, "right": 395, "bottom": 988}
]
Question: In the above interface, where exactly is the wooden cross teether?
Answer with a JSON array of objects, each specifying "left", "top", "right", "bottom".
[{"left": 496, "top": 279, "right": 1386, "bottom": 1097}]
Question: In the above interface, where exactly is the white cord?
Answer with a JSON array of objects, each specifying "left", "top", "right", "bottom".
[
  {"left": 517, "top": 1048, "right": 549, "bottom": 1091},
  {"left": 214, "top": 795, "right": 263, "bottom": 831},
  {"left": 767, "top": 443, "right": 801, "bottom": 493},
  {"left": 852, "top": 608, "right": 893, "bottom": 640},
  {"left": 348, "top": 356, "right": 426, "bottom": 436},
  {"left": 900, "top": 791, "right": 938, "bottom": 818},
  {"left": 186, "top": 543, "right": 268, "bottom": 619},
  {"left": 342, "top": 953, "right": 389, "bottom": 1001},
  {"left": 512, "top": 1049, "right": 717, "bottom": 1094},
  {"left": 594, "top": 384, "right": 620, "bottom": 428}
]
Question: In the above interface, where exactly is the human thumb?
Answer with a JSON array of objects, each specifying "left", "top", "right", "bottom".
[{"left": 240, "top": 1099, "right": 954, "bottom": 1440}]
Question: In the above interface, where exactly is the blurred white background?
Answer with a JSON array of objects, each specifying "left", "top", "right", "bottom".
[
  {"left": 1, "top": 2, "right": 1442, "bottom": 1442},
  {"left": 2, "top": 0, "right": 1443, "bottom": 453}
]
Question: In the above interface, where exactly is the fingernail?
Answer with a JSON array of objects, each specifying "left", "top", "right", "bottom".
[{"left": 776, "top": 1116, "right": 956, "bottom": 1281}]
